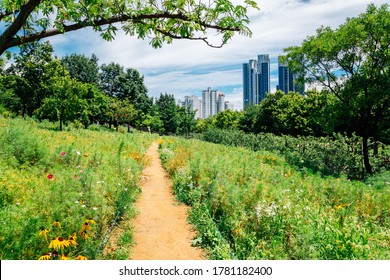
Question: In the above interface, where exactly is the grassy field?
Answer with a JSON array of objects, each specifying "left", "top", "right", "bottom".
[
  {"left": 0, "top": 117, "right": 157, "bottom": 260},
  {"left": 159, "top": 137, "right": 390, "bottom": 260}
]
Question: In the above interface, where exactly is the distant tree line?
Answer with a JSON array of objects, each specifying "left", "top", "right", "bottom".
[{"left": 0, "top": 41, "right": 195, "bottom": 135}]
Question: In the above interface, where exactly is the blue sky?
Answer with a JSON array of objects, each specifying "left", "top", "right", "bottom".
[{"left": 15, "top": 0, "right": 390, "bottom": 110}]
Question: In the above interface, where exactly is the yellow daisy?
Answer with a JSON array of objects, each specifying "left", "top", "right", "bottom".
[
  {"left": 57, "top": 237, "right": 70, "bottom": 250},
  {"left": 39, "top": 227, "right": 50, "bottom": 242},
  {"left": 49, "top": 237, "right": 60, "bottom": 250},
  {"left": 60, "top": 254, "right": 70, "bottom": 260},
  {"left": 39, "top": 227, "right": 50, "bottom": 237},
  {"left": 76, "top": 255, "right": 88, "bottom": 260},
  {"left": 81, "top": 222, "right": 92, "bottom": 231},
  {"left": 52, "top": 220, "right": 61, "bottom": 228},
  {"left": 86, "top": 217, "right": 96, "bottom": 225},
  {"left": 68, "top": 236, "right": 78, "bottom": 246},
  {"left": 38, "top": 253, "right": 51, "bottom": 260},
  {"left": 79, "top": 230, "right": 89, "bottom": 240}
]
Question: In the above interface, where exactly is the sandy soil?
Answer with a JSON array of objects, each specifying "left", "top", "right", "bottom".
[{"left": 129, "top": 142, "right": 205, "bottom": 260}]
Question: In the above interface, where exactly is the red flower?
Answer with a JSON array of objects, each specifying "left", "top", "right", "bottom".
[
  {"left": 47, "top": 174, "right": 54, "bottom": 180},
  {"left": 60, "top": 151, "right": 66, "bottom": 156},
  {"left": 74, "top": 175, "right": 78, "bottom": 179}
]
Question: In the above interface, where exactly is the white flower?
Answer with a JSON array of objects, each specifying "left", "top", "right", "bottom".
[
  {"left": 265, "top": 202, "right": 278, "bottom": 217},
  {"left": 92, "top": 207, "right": 98, "bottom": 211},
  {"left": 76, "top": 151, "right": 81, "bottom": 155},
  {"left": 255, "top": 202, "right": 263, "bottom": 219},
  {"left": 81, "top": 204, "right": 86, "bottom": 208}
]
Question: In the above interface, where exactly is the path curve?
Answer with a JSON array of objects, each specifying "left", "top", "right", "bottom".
[{"left": 130, "top": 142, "right": 205, "bottom": 260}]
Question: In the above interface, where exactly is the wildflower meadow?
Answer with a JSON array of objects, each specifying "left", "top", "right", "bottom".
[
  {"left": 159, "top": 138, "right": 390, "bottom": 260},
  {"left": 0, "top": 117, "right": 156, "bottom": 259}
]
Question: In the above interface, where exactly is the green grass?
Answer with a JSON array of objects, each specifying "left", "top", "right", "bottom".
[
  {"left": 159, "top": 137, "right": 390, "bottom": 260},
  {"left": 0, "top": 117, "right": 157, "bottom": 259}
]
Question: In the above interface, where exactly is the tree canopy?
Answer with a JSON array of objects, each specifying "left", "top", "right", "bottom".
[
  {"left": 283, "top": 3, "right": 390, "bottom": 174},
  {"left": 0, "top": 0, "right": 258, "bottom": 55}
]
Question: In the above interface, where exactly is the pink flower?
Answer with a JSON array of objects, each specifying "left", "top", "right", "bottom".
[
  {"left": 60, "top": 151, "right": 66, "bottom": 156},
  {"left": 47, "top": 174, "right": 54, "bottom": 180}
]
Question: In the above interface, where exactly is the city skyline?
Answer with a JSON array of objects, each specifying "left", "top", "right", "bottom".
[{"left": 39, "top": 0, "right": 388, "bottom": 111}]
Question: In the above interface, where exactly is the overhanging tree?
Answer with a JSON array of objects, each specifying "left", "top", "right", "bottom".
[
  {"left": 0, "top": 0, "right": 258, "bottom": 55},
  {"left": 283, "top": 4, "right": 390, "bottom": 174}
]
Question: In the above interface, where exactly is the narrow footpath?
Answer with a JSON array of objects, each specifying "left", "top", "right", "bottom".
[{"left": 130, "top": 142, "right": 205, "bottom": 260}]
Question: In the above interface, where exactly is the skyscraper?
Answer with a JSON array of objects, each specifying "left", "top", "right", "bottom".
[
  {"left": 202, "top": 87, "right": 218, "bottom": 119},
  {"left": 257, "top": 54, "right": 270, "bottom": 102},
  {"left": 217, "top": 93, "right": 225, "bottom": 113},
  {"left": 243, "top": 59, "right": 258, "bottom": 108},
  {"left": 277, "top": 57, "right": 304, "bottom": 94},
  {"left": 243, "top": 54, "right": 270, "bottom": 108},
  {"left": 183, "top": 95, "right": 202, "bottom": 119}
]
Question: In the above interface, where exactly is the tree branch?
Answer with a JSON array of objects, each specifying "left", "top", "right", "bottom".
[
  {"left": 1, "top": 9, "right": 240, "bottom": 54},
  {"left": 0, "top": 0, "right": 42, "bottom": 54}
]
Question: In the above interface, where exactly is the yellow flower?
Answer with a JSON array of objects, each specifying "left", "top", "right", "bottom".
[
  {"left": 334, "top": 205, "right": 343, "bottom": 210},
  {"left": 76, "top": 255, "right": 88, "bottom": 260},
  {"left": 38, "top": 253, "right": 51, "bottom": 260},
  {"left": 57, "top": 237, "right": 70, "bottom": 250},
  {"left": 49, "top": 237, "right": 60, "bottom": 250},
  {"left": 85, "top": 217, "right": 96, "bottom": 225},
  {"left": 39, "top": 227, "right": 50, "bottom": 237},
  {"left": 60, "top": 254, "right": 70, "bottom": 260},
  {"left": 39, "top": 227, "right": 50, "bottom": 242},
  {"left": 68, "top": 236, "right": 78, "bottom": 246},
  {"left": 69, "top": 232, "right": 77, "bottom": 240},
  {"left": 80, "top": 230, "right": 89, "bottom": 240},
  {"left": 81, "top": 222, "right": 92, "bottom": 231},
  {"left": 52, "top": 220, "right": 61, "bottom": 228}
]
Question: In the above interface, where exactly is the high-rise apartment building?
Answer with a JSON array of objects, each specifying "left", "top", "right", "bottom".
[
  {"left": 217, "top": 93, "right": 225, "bottom": 113},
  {"left": 243, "top": 54, "right": 270, "bottom": 108},
  {"left": 224, "top": 101, "right": 234, "bottom": 111},
  {"left": 257, "top": 54, "right": 271, "bottom": 102},
  {"left": 277, "top": 57, "right": 304, "bottom": 94},
  {"left": 202, "top": 87, "right": 218, "bottom": 119},
  {"left": 183, "top": 95, "right": 202, "bottom": 119},
  {"left": 243, "top": 59, "right": 258, "bottom": 108}
]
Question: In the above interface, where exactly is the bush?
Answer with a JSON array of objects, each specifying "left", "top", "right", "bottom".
[
  {"left": 202, "top": 128, "right": 370, "bottom": 179},
  {"left": 0, "top": 125, "right": 48, "bottom": 167}
]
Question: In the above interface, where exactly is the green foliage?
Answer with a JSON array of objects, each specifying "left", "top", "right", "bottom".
[
  {"left": 201, "top": 127, "right": 378, "bottom": 179},
  {"left": 159, "top": 137, "right": 390, "bottom": 260},
  {"left": 155, "top": 93, "right": 179, "bottom": 134},
  {"left": 0, "top": 119, "right": 48, "bottom": 168},
  {"left": 214, "top": 109, "right": 240, "bottom": 130},
  {"left": 4, "top": 42, "right": 57, "bottom": 117},
  {"left": 61, "top": 53, "right": 99, "bottom": 85},
  {"left": 0, "top": 0, "right": 258, "bottom": 55}
]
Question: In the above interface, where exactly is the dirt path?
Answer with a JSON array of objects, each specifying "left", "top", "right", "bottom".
[{"left": 129, "top": 142, "right": 205, "bottom": 260}]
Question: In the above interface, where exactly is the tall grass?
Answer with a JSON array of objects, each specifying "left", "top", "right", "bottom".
[
  {"left": 159, "top": 138, "right": 390, "bottom": 260},
  {"left": 0, "top": 117, "right": 156, "bottom": 259}
]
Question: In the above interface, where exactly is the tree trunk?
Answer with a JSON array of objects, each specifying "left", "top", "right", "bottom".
[
  {"left": 362, "top": 135, "right": 372, "bottom": 175},
  {"left": 373, "top": 136, "right": 378, "bottom": 156},
  {"left": 59, "top": 114, "right": 63, "bottom": 131}
]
